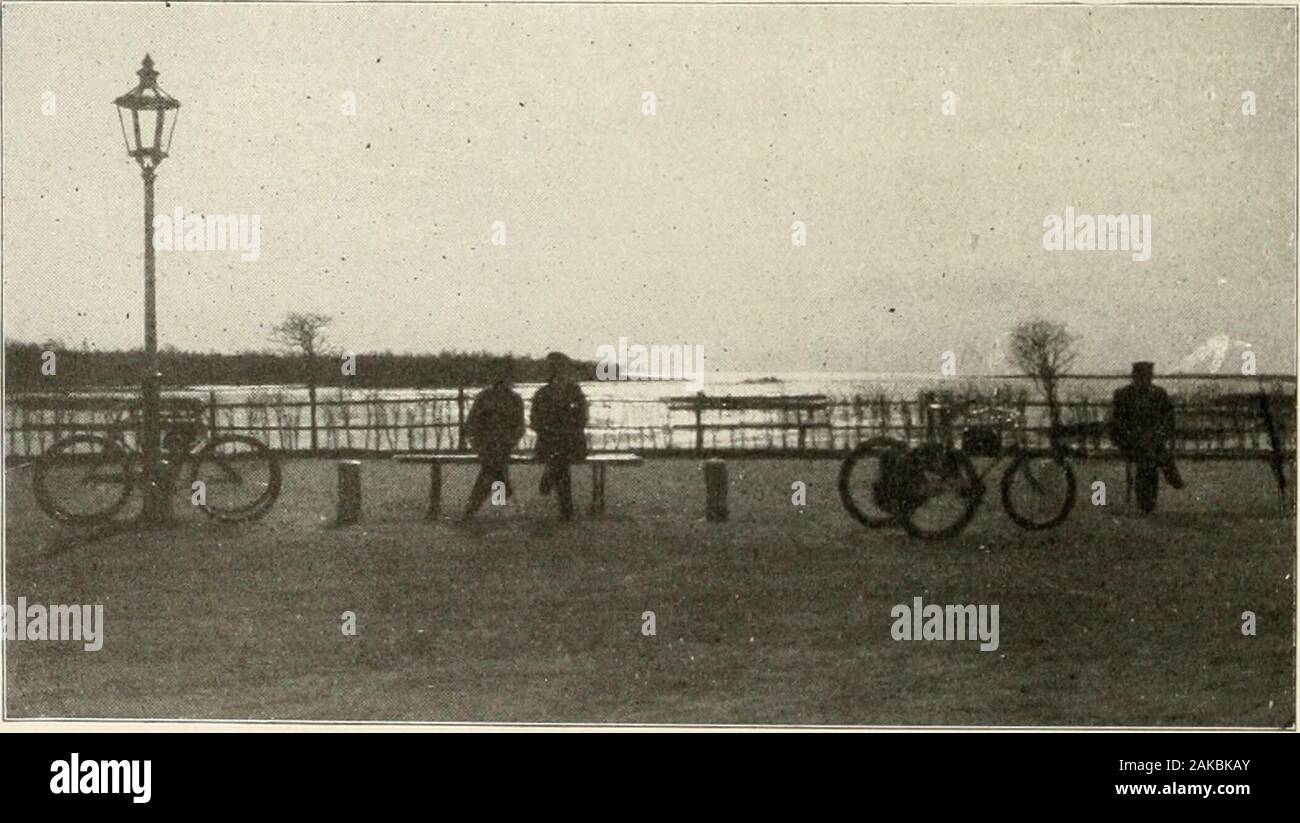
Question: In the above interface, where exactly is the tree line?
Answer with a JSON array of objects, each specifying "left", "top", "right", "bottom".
[{"left": 5, "top": 338, "right": 595, "bottom": 392}]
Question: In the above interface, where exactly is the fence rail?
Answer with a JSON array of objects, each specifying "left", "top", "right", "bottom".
[{"left": 4, "top": 387, "right": 1296, "bottom": 460}]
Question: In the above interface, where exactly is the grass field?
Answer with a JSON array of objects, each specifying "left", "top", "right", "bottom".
[{"left": 3, "top": 455, "right": 1295, "bottom": 726}]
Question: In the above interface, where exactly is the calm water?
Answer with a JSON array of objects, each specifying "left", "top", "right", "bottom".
[{"left": 186, "top": 371, "right": 1296, "bottom": 405}]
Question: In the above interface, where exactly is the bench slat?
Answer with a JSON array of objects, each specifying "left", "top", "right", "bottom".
[{"left": 394, "top": 453, "right": 642, "bottom": 465}]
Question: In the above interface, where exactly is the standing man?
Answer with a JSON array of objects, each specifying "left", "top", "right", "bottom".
[
  {"left": 530, "top": 352, "right": 589, "bottom": 521},
  {"left": 1109, "top": 361, "right": 1184, "bottom": 513},
  {"left": 461, "top": 362, "right": 526, "bottom": 519}
]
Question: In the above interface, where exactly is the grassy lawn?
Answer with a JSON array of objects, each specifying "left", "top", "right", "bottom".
[{"left": 3, "top": 455, "right": 1295, "bottom": 726}]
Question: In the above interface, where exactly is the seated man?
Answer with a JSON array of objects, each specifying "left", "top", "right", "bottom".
[
  {"left": 529, "top": 352, "right": 589, "bottom": 521},
  {"left": 461, "top": 363, "right": 525, "bottom": 519},
  {"left": 1109, "top": 361, "right": 1184, "bottom": 513}
]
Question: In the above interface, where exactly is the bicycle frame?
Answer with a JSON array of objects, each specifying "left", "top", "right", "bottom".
[
  {"left": 838, "top": 398, "right": 1084, "bottom": 538},
  {"left": 926, "top": 400, "right": 1088, "bottom": 464},
  {"left": 921, "top": 400, "right": 1084, "bottom": 511},
  {"left": 107, "top": 399, "right": 208, "bottom": 451}
]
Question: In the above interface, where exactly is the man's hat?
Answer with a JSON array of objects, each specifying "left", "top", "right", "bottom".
[{"left": 1132, "top": 361, "right": 1155, "bottom": 377}]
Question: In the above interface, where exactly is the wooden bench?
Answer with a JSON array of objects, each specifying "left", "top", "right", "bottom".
[
  {"left": 393, "top": 452, "right": 644, "bottom": 519},
  {"left": 665, "top": 393, "right": 833, "bottom": 452}
]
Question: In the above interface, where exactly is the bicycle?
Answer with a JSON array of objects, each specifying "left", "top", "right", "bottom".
[
  {"left": 839, "top": 397, "right": 1086, "bottom": 540},
  {"left": 32, "top": 397, "right": 281, "bottom": 525}
]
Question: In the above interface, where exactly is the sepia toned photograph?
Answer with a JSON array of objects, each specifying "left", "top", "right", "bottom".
[{"left": 1, "top": 0, "right": 1295, "bottom": 729}]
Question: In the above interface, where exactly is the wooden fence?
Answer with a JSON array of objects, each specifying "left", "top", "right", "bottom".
[{"left": 5, "top": 386, "right": 1295, "bottom": 461}]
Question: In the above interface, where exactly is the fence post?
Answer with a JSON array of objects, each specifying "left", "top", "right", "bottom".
[
  {"left": 308, "top": 382, "right": 319, "bottom": 454},
  {"left": 1250, "top": 398, "right": 1263, "bottom": 451},
  {"left": 694, "top": 391, "right": 705, "bottom": 454},
  {"left": 1092, "top": 400, "right": 1104, "bottom": 452},
  {"left": 456, "top": 387, "right": 467, "bottom": 452},
  {"left": 208, "top": 390, "right": 219, "bottom": 436},
  {"left": 1078, "top": 398, "right": 1089, "bottom": 451},
  {"left": 336, "top": 460, "right": 362, "bottom": 525}
]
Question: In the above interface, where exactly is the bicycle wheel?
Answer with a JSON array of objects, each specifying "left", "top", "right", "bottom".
[
  {"left": 188, "top": 434, "right": 281, "bottom": 522},
  {"left": 32, "top": 434, "right": 136, "bottom": 524},
  {"left": 898, "top": 445, "right": 983, "bottom": 541},
  {"left": 1001, "top": 452, "right": 1076, "bottom": 530},
  {"left": 838, "top": 436, "right": 909, "bottom": 527}
]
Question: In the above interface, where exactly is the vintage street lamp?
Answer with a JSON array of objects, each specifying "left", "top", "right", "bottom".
[{"left": 114, "top": 55, "right": 180, "bottom": 526}]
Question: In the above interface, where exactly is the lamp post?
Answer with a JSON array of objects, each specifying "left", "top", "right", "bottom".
[{"left": 114, "top": 55, "right": 180, "bottom": 526}]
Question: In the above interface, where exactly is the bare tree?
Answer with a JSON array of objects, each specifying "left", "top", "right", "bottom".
[
  {"left": 270, "top": 312, "right": 333, "bottom": 452},
  {"left": 270, "top": 312, "right": 332, "bottom": 361},
  {"left": 1010, "top": 318, "right": 1078, "bottom": 429}
]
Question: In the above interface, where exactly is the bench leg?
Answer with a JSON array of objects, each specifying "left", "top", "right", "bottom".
[
  {"left": 589, "top": 464, "right": 606, "bottom": 516},
  {"left": 427, "top": 462, "right": 442, "bottom": 521}
]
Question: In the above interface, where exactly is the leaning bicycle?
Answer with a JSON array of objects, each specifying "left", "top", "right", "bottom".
[
  {"left": 32, "top": 397, "right": 281, "bottom": 525},
  {"left": 839, "top": 398, "right": 1085, "bottom": 540}
]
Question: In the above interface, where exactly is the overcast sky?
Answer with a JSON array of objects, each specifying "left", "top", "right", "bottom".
[{"left": 2, "top": 3, "right": 1295, "bottom": 374}]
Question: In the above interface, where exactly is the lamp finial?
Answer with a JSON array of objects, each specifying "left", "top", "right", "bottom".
[{"left": 138, "top": 54, "right": 159, "bottom": 86}]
